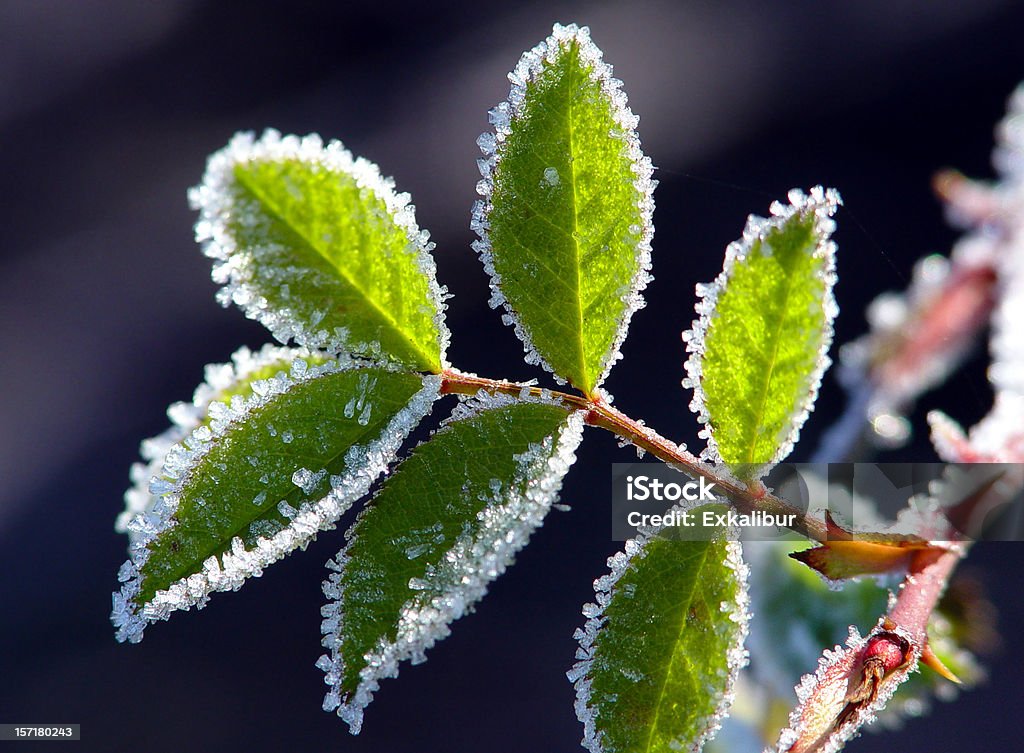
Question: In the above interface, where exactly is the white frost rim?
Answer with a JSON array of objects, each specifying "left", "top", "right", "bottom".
[
  {"left": 116, "top": 343, "right": 323, "bottom": 542},
  {"left": 773, "top": 620, "right": 918, "bottom": 753},
  {"left": 471, "top": 22, "right": 655, "bottom": 389},
  {"left": 568, "top": 517, "right": 750, "bottom": 753},
  {"left": 189, "top": 128, "right": 451, "bottom": 367},
  {"left": 317, "top": 407, "right": 585, "bottom": 734},
  {"left": 682, "top": 186, "right": 841, "bottom": 477},
  {"left": 111, "top": 359, "right": 441, "bottom": 644}
]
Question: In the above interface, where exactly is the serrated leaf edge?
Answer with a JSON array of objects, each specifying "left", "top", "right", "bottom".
[
  {"left": 471, "top": 22, "right": 655, "bottom": 391},
  {"left": 189, "top": 128, "right": 451, "bottom": 368},
  {"left": 317, "top": 407, "right": 585, "bottom": 733},
  {"left": 683, "top": 187, "right": 840, "bottom": 477},
  {"left": 116, "top": 343, "right": 321, "bottom": 543},
  {"left": 111, "top": 364, "right": 441, "bottom": 644},
  {"left": 569, "top": 515, "right": 751, "bottom": 753}
]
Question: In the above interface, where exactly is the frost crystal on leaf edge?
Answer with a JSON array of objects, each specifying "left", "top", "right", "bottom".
[
  {"left": 111, "top": 363, "right": 441, "bottom": 644},
  {"left": 568, "top": 517, "right": 751, "bottom": 753},
  {"left": 189, "top": 128, "right": 451, "bottom": 367},
  {"left": 317, "top": 408, "right": 585, "bottom": 734},
  {"left": 116, "top": 343, "right": 320, "bottom": 543},
  {"left": 471, "top": 23, "right": 655, "bottom": 390},
  {"left": 682, "top": 187, "right": 841, "bottom": 477}
]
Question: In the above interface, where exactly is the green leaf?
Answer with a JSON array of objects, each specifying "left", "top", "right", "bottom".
[
  {"left": 112, "top": 359, "right": 440, "bottom": 643},
  {"left": 570, "top": 515, "right": 750, "bottom": 753},
  {"left": 318, "top": 396, "right": 584, "bottom": 733},
  {"left": 116, "top": 344, "right": 330, "bottom": 542},
  {"left": 190, "top": 129, "right": 449, "bottom": 372},
  {"left": 473, "top": 23, "right": 654, "bottom": 396},
  {"left": 684, "top": 187, "right": 840, "bottom": 479}
]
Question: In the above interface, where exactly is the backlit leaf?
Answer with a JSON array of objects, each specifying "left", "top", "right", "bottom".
[
  {"left": 684, "top": 188, "right": 840, "bottom": 479},
  {"left": 115, "top": 344, "right": 330, "bottom": 542},
  {"left": 569, "top": 515, "right": 750, "bottom": 753},
  {"left": 472, "top": 24, "right": 654, "bottom": 396},
  {"left": 190, "top": 129, "right": 449, "bottom": 372}
]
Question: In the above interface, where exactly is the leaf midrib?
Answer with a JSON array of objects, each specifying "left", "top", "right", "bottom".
[
  {"left": 643, "top": 540, "right": 712, "bottom": 753},
  {"left": 563, "top": 43, "right": 589, "bottom": 394},
  {"left": 234, "top": 167, "right": 439, "bottom": 372},
  {"left": 140, "top": 375, "right": 413, "bottom": 601},
  {"left": 741, "top": 244, "right": 802, "bottom": 465},
  {"left": 738, "top": 228, "right": 812, "bottom": 467}
]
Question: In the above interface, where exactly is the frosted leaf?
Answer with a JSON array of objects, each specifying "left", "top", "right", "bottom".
[
  {"left": 115, "top": 344, "right": 333, "bottom": 543},
  {"left": 683, "top": 187, "right": 840, "bottom": 478},
  {"left": 471, "top": 23, "right": 655, "bottom": 394},
  {"left": 189, "top": 129, "right": 450, "bottom": 371},
  {"left": 318, "top": 402, "right": 585, "bottom": 733},
  {"left": 570, "top": 510, "right": 750, "bottom": 753},
  {"left": 111, "top": 365, "right": 441, "bottom": 644}
]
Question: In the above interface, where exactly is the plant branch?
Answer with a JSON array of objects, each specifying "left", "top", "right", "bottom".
[
  {"left": 888, "top": 545, "right": 965, "bottom": 644},
  {"left": 440, "top": 368, "right": 831, "bottom": 542}
]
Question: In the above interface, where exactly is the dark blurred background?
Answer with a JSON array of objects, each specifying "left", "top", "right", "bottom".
[{"left": 2, "top": 2, "right": 1023, "bottom": 751}]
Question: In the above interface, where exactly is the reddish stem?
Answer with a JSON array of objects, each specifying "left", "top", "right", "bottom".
[
  {"left": 441, "top": 368, "right": 831, "bottom": 542},
  {"left": 889, "top": 546, "right": 965, "bottom": 644}
]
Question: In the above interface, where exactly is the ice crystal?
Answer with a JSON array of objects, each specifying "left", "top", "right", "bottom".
[
  {"left": 471, "top": 23, "right": 655, "bottom": 389},
  {"left": 772, "top": 620, "right": 919, "bottom": 753},
  {"left": 111, "top": 372, "right": 441, "bottom": 644},
  {"left": 441, "top": 369, "right": 571, "bottom": 426},
  {"left": 317, "top": 410, "right": 585, "bottom": 733},
  {"left": 189, "top": 128, "right": 451, "bottom": 365},
  {"left": 116, "top": 343, "right": 330, "bottom": 542}
]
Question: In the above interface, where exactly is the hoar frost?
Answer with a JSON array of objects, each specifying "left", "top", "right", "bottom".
[
  {"left": 189, "top": 128, "right": 451, "bottom": 366},
  {"left": 111, "top": 367, "right": 441, "bottom": 644},
  {"left": 471, "top": 23, "right": 655, "bottom": 389},
  {"left": 569, "top": 517, "right": 750, "bottom": 753},
  {"left": 317, "top": 410, "right": 585, "bottom": 734},
  {"left": 116, "top": 343, "right": 326, "bottom": 541},
  {"left": 682, "top": 186, "right": 841, "bottom": 476}
]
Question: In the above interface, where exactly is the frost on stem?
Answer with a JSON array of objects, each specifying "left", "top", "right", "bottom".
[
  {"left": 111, "top": 362, "right": 441, "bottom": 644},
  {"left": 683, "top": 187, "right": 840, "bottom": 476},
  {"left": 318, "top": 410, "right": 585, "bottom": 733},
  {"left": 471, "top": 23, "right": 655, "bottom": 390},
  {"left": 442, "top": 371, "right": 569, "bottom": 424},
  {"left": 773, "top": 622, "right": 918, "bottom": 753},
  {"left": 189, "top": 129, "right": 451, "bottom": 369}
]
